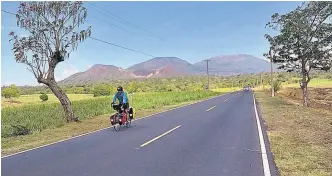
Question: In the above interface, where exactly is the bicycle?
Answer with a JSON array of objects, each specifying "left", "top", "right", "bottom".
[{"left": 110, "top": 104, "right": 133, "bottom": 131}]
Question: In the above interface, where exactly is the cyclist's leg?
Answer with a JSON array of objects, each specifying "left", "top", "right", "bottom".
[{"left": 124, "top": 103, "right": 130, "bottom": 121}]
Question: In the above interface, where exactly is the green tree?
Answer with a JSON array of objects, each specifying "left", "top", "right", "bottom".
[
  {"left": 2, "top": 84, "right": 20, "bottom": 101},
  {"left": 127, "top": 81, "right": 137, "bottom": 93},
  {"left": 39, "top": 93, "right": 48, "bottom": 102},
  {"left": 93, "top": 84, "right": 110, "bottom": 97},
  {"left": 9, "top": 2, "right": 91, "bottom": 122},
  {"left": 265, "top": 2, "right": 332, "bottom": 107}
]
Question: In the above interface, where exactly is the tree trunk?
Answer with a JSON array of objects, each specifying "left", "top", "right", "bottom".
[
  {"left": 48, "top": 80, "right": 77, "bottom": 122},
  {"left": 270, "top": 58, "right": 275, "bottom": 97},
  {"left": 301, "top": 82, "right": 309, "bottom": 107}
]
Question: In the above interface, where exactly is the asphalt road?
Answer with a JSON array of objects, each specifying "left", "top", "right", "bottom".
[{"left": 2, "top": 91, "right": 277, "bottom": 176}]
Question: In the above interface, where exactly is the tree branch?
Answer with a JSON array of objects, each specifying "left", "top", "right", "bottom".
[{"left": 306, "top": 12, "right": 331, "bottom": 45}]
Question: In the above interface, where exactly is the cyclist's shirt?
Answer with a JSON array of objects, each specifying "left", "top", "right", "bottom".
[{"left": 112, "top": 91, "right": 128, "bottom": 104}]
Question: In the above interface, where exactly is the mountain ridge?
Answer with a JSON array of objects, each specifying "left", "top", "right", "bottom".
[{"left": 59, "top": 54, "right": 277, "bottom": 85}]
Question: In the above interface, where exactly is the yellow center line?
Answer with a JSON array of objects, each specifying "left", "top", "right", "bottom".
[
  {"left": 206, "top": 106, "right": 216, "bottom": 112},
  {"left": 140, "top": 125, "right": 181, "bottom": 147}
]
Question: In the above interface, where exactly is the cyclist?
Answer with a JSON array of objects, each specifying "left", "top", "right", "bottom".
[{"left": 112, "top": 86, "right": 129, "bottom": 116}]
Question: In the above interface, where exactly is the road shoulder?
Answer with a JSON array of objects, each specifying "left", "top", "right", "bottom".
[
  {"left": 253, "top": 92, "right": 280, "bottom": 176},
  {"left": 254, "top": 91, "right": 332, "bottom": 176}
]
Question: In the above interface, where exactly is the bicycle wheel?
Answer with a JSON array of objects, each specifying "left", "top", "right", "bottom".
[
  {"left": 114, "top": 123, "right": 120, "bottom": 131},
  {"left": 113, "top": 115, "right": 121, "bottom": 131},
  {"left": 125, "top": 119, "right": 131, "bottom": 128}
]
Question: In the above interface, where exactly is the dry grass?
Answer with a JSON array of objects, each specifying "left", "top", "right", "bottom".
[
  {"left": 283, "top": 79, "right": 332, "bottom": 88},
  {"left": 1, "top": 99, "right": 203, "bottom": 156},
  {"left": 211, "top": 87, "right": 242, "bottom": 92},
  {"left": 255, "top": 92, "right": 332, "bottom": 176},
  {"left": 279, "top": 87, "right": 332, "bottom": 109},
  {"left": 1, "top": 94, "right": 94, "bottom": 108}
]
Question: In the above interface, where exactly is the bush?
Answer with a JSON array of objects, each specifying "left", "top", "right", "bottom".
[
  {"left": 273, "top": 80, "right": 282, "bottom": 92},
  {"left": 2, "top": 84, "right": 20, "bottom": 100},
  {"left": 11, "top": 125, "right": 30, "bottom": 136},
  {"left": 93, "top": 85, "right": 110, "bottom": 97},
  {"left": 39, "top": 93, "right": 48, "bottom": 102}
]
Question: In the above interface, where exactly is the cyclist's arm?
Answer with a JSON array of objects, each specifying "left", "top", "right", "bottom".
[
  {"left": 123, "top": 92, "right": 128, "bottom": 104},
  {"left": 112, "top": 93, "right": 117, "bottom": 104}
]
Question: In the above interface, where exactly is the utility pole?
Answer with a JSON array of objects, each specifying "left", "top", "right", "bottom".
[
  {"left": 269, "top": 50, "right": 275, "bottom": 97},
  {"left": 204, "top": 59, "right": 211, "bottom": 90}
]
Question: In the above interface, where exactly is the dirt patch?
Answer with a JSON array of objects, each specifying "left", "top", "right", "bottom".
[
  {"left": 1, "top": 100, "right": 23, "bottom": 108},
  {"left": 279, "top": 87, "right": 332, "bottom": 110}
]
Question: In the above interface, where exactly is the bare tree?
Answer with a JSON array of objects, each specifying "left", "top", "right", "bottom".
[{"left": 9, "top": 1, "right": 91, "bottom": 121}]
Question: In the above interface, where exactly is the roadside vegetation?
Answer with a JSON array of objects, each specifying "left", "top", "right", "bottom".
[
  {"left": 259, "top": 2, "right": 332, "bottom": 171},
  {"left": 255, "top": 92, "right": 332, "bottom": 176}
]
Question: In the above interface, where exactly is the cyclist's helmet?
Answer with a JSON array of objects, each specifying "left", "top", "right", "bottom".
[{"left": 117, "top": 86, "right": 123, "bottom": 92}]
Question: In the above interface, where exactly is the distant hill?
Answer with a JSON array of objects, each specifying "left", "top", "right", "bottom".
[
  {"left": 59, "top": 64, "right": 135, "bottom": 85},
  {"left": 194, "top": 54, "right": 277, "bottom": 76},
  {"left": 59, "top": 54, "right": 276, "bottom": 85},
  {"left": 127, "top": 57, "right": 199, "bottom": 76}
]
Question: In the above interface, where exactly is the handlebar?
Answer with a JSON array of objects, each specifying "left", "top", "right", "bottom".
[{"left": 112, "top": 103, "right": 124, "bottom": 111}]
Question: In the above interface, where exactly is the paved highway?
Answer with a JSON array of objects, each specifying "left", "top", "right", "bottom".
[{"left": 2, "top": 91, "right": 277, "bottom": 176}]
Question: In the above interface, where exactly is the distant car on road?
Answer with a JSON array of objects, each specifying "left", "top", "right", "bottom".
[{"left": 243, "top": 86, "right": 250, "bottom": 91}]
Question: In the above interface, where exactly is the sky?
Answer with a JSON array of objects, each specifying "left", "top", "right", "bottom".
[{"left": 1, "top": 1, "right": 302, "bottom": 86}]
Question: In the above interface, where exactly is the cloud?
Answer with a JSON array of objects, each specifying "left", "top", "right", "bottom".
[
  {"left": 87, "top": 64, "right": 92, "bottom": 69},
  {"left": 55, "top": 65, "right": 79, "bottom": 81}
]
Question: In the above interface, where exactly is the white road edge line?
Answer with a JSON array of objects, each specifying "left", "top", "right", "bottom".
[
  {"left": 253, "top": 93, "right": 272, "bottom": 176},
  {"left": 2, "top": 92, "right": 234, "bottom": 159}
]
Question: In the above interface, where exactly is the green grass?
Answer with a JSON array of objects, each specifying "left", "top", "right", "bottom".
[
  {"left": 255, "top": 92, "right": 332, "bottom": 176},
  {"left": 283, "top": 79, "right": 332, "bottom": 88},
  {"left": 1, "top": 91, "right": 220, "bottom": 138}
]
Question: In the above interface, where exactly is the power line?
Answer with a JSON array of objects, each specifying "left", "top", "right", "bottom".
[
  {"left": 1, "top": 9, "right": 156, "bottom": 58},
  {"left": 90, "top": 16, "right": 152, "bottom": 42},
  {"left": 1, "top": 10, "right": 16, "bottom": 16},
  {"left": 86, "top": 2, "right": 164, "bottom": 41},
  {"left": 89, "top": 37, "right": 155, "bottom": 58}
]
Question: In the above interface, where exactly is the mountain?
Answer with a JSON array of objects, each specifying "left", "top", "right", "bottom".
[
  {"left": 60, "top": 54, "right": 276, "bottom": 85},
  {"left": 128, "top": 57, "right": 199, "bottom": 76},
  {"left": 59, "top": 64, "right": 135, "bottom": 85},
  {"left": 194, "top": 54, "right": 277, "bottom": 76}
]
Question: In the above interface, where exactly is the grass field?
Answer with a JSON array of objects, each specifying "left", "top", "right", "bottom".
[
  {"left": 255, "top": 92, "right": 332, "bottom": 176},
  {"left": 283, "top": 79, "right": 332, "bottom": 88},
  {"left": 1, "top": 94, "right": 94, "bottom": 108},
  {"left": 1, "top": 91, "right": 221, "bottom": 138}
]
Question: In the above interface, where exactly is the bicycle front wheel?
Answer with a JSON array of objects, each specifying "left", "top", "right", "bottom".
[
  {"left": 114, "top": 123, "right": 120, "bottom": 131},
  {"left": 125, "top": 119, "right": 131, "bottom": 128}
]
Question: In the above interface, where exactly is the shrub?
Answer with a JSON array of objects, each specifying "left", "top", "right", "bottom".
[
  {"left": 39, "top": 93, "right": 48, "bottom": 102},
  {"left": 2, "top": 84, "right": 20, "bottom": 100},
  {"left": 273, "top": 80, "right": 282, "bottom": 92}
]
